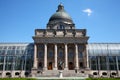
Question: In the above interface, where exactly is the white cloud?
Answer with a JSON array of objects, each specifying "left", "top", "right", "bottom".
[{"left": 83, "top": 8, "right": 92, "bottom": 16}]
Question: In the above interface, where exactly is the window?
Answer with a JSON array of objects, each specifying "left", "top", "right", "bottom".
[
  {"left": 38, "top": 52, "right": 44, "bottom": 58},
  {"left": 100, "top": 56, "right": 107, "bottom": 70},
  {"left": 58, "top": 52, "right": 63, "bottom": 58},
  {"left": 79, "top": 52, "right": 83, "bottom": 58},
  {"left": 108, "top": 56, "right": 117, "bottom": 70},
  {"left": 90, "top": 56, "right": 98, "bottom": 70},
  {"left": 48, "top": 51, "right": 53, "bottom": 58},
  {"left": 68, "top": 52, "right": 74, "bottom": 58},
  {"left": 58, "top": 25, "right": 65, "bottom": 29}
]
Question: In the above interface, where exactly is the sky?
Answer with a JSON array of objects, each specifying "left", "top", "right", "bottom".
[{"left": 0, "top": 0, "right": 120, "bottom": 43}]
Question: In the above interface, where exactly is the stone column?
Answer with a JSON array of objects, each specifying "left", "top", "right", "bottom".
[
  {"left": 116, "top": 56, "right": 119, "bottom": 77},
  {"left": 86, "top": 46, "right": 89, "bottom": 68},
  {"left": 54, "top": 44, "right": 57, "bottom": 70},
  {"left": 64, "top": 43, "right": 68, "bottom": 70},
  {"left": 75, "top": 44, "right": 79, "bottom": 70},
  {"left": 98, "top": 56, "right": 100, "bottom": 77},
  {"left": 33, "top": 44, "right": 37, "bottom": 68},
  {"left": 43, "top": 43, "right": 47, "bottom": 70}
]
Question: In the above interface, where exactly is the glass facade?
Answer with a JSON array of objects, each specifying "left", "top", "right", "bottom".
[
  {"left": 0, "top": 43, "right": 120, "bottom": 77},
  {"left": 0, "top": 43, "right": 34, "bottom": 71},
  {"left": 88, "top": 43, "right": 120, "bottom": 70}
]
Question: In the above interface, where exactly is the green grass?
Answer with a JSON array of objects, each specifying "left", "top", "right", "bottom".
[
  {"left": 0, "top": 78, "right": 36, "bottom": 80},
  {"left": 0, "top": 78, "right": 120, "bottom": 80},
  {"left": 86, "top": 78, "right": 120, "bottom": 80}
]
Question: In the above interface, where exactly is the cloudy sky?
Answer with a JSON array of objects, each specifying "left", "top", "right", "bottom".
[{"left": 0, "top": 0, "right": 120, "bottom": 43}]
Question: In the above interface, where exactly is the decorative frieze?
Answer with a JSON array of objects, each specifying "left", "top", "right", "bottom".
[{"left": 33, "top": 37, "right": 88, "bottom": 43}]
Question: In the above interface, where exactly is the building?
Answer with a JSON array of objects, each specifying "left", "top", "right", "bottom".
[{"left": 0, "top": 4, "right": 120, "bottom": 78}]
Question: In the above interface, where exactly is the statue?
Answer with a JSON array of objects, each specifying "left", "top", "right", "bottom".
[{"left": 58, "top": 60, "right": 64, "bottom": 70}]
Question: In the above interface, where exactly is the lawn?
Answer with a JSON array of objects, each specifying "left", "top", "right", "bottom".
[{"left": 0, "top": 78, "right": 36, "bottom": 80}]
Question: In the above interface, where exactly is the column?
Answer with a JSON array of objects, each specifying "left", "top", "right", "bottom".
[
  {"left": 98, "top": 56, "right": 100, "bottom": 77},
  {"left": 75, "top": 44, "right": 79, "bottom": 70},
  {"left": 86, "top": 46, "right": 89, "bottom": 69},
  {"left": 33, "top": 44, "right": 37, "bottom": 68},
  {"left": 43, "top": 43, "right": 47, "bottom": 70},
  {"left": 116, "top": 56, "right": 119, "bottom": 77},
  {"left": 64, "top": 43, "right": 68, "bottom": 70},
  {"left": 54, "top": 44, "right": 57, "bottom": 70}
]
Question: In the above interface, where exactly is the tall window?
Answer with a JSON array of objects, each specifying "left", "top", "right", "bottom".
[
  {"left": 118, "top": 56, "right": 120, "bottom": 70},
  {"left": 48, "top": 51, "right": 54, "bottom": 58},
  {"left": 38, "top": 52, "right": 44, "bottom": 58},
  {"left": 58, "top": 49, "right": 64, "bottom": 58},
  {"left": 79, "top": 52, "right": 83, "bottom": 58},
  {"left": 100, "top": 56, "right": 107, "bottom": 70},
  {"left": 68, "top": 49, "right": 74, "bottom": 58},
  {"left": 90, "top": 56, "right": 98, "bottom": 70},
  {"left": 109, "top": 56, "right": 117, "bottom": 70}
]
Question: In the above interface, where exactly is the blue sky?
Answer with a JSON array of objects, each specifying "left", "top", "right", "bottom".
[{"left": 0, "top": 0, "right": 120, "bottom": 43}]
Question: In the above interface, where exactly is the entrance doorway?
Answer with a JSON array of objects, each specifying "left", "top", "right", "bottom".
[
  {"left": 48, "top": 62, "right": 53, "bottom": 70},
  {"left": 79, "top": 62, "right": 83, "bottom": 68},
  {"left": 38, "top": 62, "right": 43, "bottom": 69},
  {"left": 68, "top": 62, "right": 74, "bottom": 70}
]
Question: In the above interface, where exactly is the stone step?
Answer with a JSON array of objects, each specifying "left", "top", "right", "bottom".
[{"left": 35, "top": 70, "right": 88, "bottom": 77}]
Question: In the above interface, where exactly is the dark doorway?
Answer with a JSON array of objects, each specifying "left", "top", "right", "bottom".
[
  {"left": 38, "top": 62, "right": 43, "bottom": 69},
  {"left": 48, "top": 62, "right": 53, "bottom": 70},
  {"left": 69, "top": 62, "right": 74, "bottom": 70},
  {"left": 79, "top": 62, "right": 83, "bottom": 68}
]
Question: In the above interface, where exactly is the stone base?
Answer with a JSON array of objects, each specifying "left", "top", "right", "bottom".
[
  {"left": 43, "top": 67, "right": 47, "bottom": 71},
  {"left": 64, "top": 67, "right": 68, "bottom": 70},
  {"left": 53, "top": 67, "right": 58, "bottom": 70},
  {"left": 85, "top": 67, "right": 90, "bottom": 70},
  {"left": 31, "top": 67, "right": 38, "bottom": 77}
]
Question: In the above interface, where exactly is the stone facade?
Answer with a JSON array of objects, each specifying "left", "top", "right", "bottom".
[
  {"left": 32, "top": 4, "right": 89, "bottom": 77},
  {"left": 1, "top": 4, "right": 120, "bottom": 78}
]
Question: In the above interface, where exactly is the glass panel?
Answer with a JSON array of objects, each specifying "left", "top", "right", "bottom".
[
  {"left": 14, "top": 56, "right": 22, "bottom": 70},
  {"left": 25, "top": 56, "right": 33, "bottom": 70},
  {"left": 100, "top": 56, "right": 107, "bottom": 70},
  {"left": 109, "top": 56, "right": 117, "bottom": 70},
  {"left": 90, "top": 56, "right": 98, "bottom": 70}
]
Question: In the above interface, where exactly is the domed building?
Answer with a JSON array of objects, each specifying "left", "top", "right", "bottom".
[
  {"left": 0, "top": 4, "right": 120, "bottom": 78},
  {"left": 32, "top": 3, "right": 89, "bottom": 77}
]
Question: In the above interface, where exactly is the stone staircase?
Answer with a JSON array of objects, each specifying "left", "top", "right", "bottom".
[{"left": 35, "top": 70, "right": 88, "bottom": 78}]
